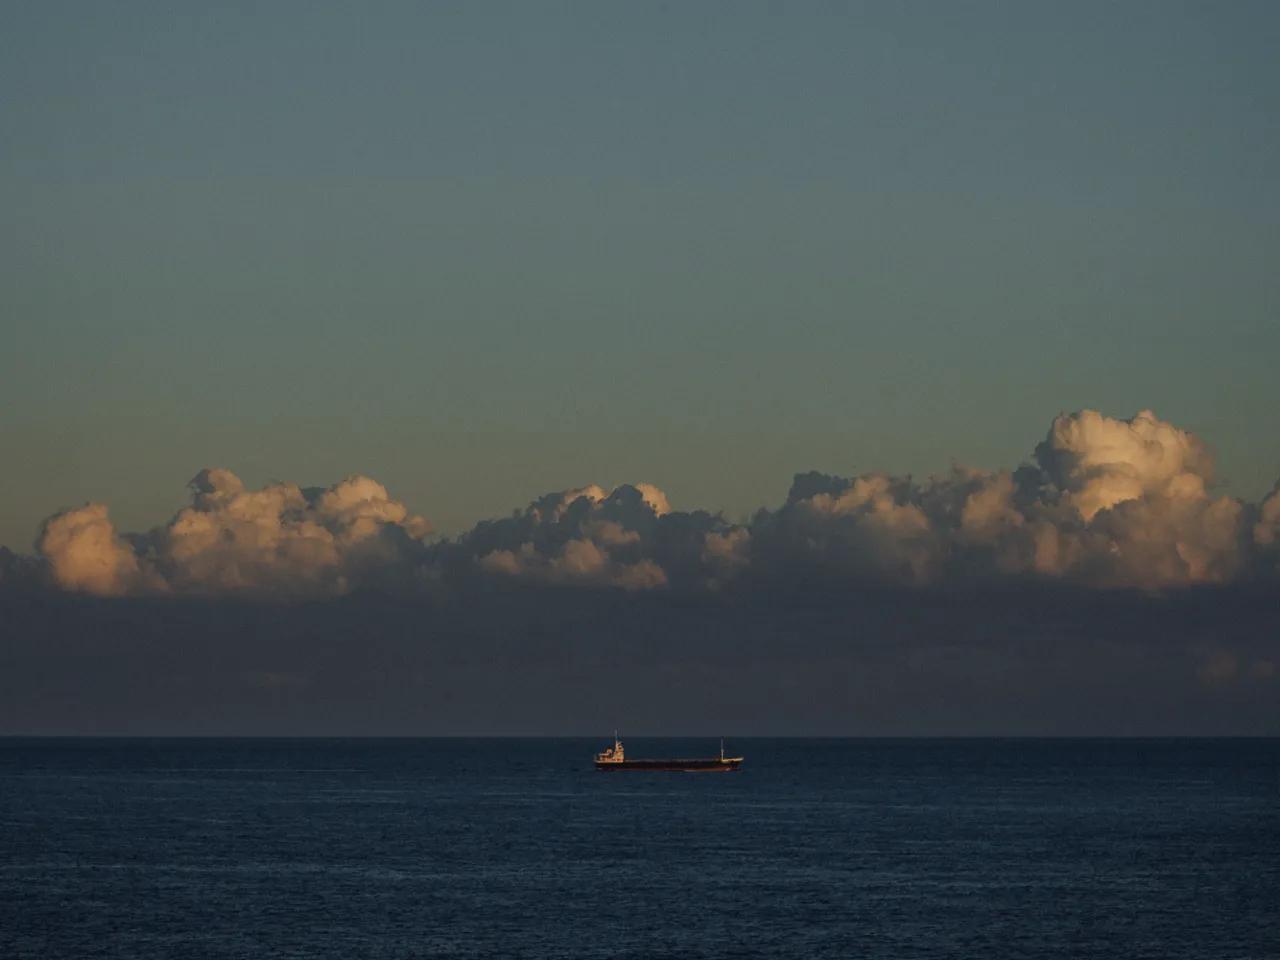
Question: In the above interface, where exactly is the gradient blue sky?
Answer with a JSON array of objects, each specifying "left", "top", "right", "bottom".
[{"left": 3, "top": 1, "right": 1278, "bottom": 549}]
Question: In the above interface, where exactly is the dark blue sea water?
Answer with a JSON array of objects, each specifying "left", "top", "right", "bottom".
[{"left": 2, "top": 739, "right": 1277, "bottom": 959}]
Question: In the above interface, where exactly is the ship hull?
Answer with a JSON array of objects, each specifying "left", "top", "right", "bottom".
[{"left": 595, "top": 758, "right": 742, "bottom": 772}]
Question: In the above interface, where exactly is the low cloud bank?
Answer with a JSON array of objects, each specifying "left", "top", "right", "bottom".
[
  {"left": 26, "top": 409, "right": 1280, "bottom": 597},
  {"left": 3, "top": 577, "right": 1276, "bottom": 735}
]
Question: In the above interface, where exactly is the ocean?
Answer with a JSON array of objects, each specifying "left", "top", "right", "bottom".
[{"left": 2, "top": 738, "right": 1277, "bottom": 958}]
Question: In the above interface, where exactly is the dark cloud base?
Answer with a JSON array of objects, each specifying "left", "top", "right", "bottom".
[{"left": 2, "top": 580, "right": 1276, "bottom": 736}]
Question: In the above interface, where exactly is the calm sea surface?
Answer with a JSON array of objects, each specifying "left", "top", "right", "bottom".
[{"left": 2, "top": 738, "right": 1277, "bottom": 959}]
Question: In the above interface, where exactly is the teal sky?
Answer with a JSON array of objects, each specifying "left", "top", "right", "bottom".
[{"left": 3, "top": 1, "right": 1278, "bottom": 549}]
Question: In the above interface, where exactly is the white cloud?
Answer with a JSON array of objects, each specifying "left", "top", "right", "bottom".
[
  {"left": 37, "top": 504, "right": 160, "bottom": 596},
  {"left": 1035, "top": 408, "right": 1214, "bottom": 522},
  {"left": 749, "top": 410, "right": 1254, "bottom": 589},
  {"left": 28, "top": 409, "right": 1280, "bottom": 597},
  {"left": 38, "top": 469, "right": 432, "bottom": 597},
  {"left": 466, "top": 483, "right": 693, "bottom": 590}
]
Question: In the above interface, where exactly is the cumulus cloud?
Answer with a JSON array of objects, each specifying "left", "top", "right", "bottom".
[
  {"left": 1023, "top": 410, "right": 1245, "bottom": 586},
  {"left": 444, "top": 409, "right": 1266, "bottom": 593},
  {"left": 452, "top": 482, "right": 734, "bottom": 591},
  {"left": 37, "top": 504, "right": 160, "bottom": 596},
  {"left": 745, "top": 409, "right": 1256, "bottom": 590},
  {"left": 22, "top": 408, "right": 1280, "bottom": 598},
  {"left": 1035, "top": 409, "right": 1214, "bottom": 521},
  {"left": 748, "top": 471, "right": 939, "bottom": 584},
  {"left": 37, "top": 470, "right": 432, "bottom": 597}
]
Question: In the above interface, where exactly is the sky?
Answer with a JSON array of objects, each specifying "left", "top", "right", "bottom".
[
  {"left": 3, "top": 1, "right": 1278, "bottom": 549},
  {"left": 2, "top": 3, "right": 1279, "bottom": 734}
]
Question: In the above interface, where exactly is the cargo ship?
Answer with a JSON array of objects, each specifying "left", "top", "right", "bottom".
[{"left": 593, "top": 733, "right": 742, "bottom": 772}]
